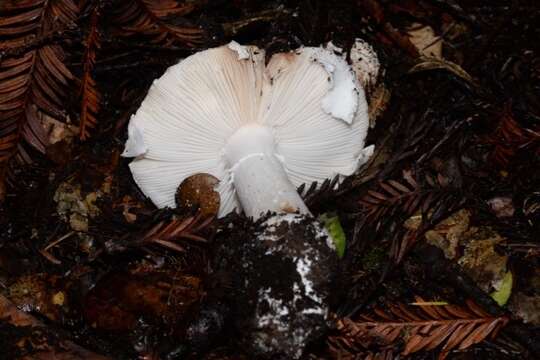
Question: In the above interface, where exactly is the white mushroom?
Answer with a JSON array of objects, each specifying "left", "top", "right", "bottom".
[
  {"left": 122, "top": 41, "right": 373, "bottom": 220},
  {"left": 122, "top": 41, "right": 375, "bottom": 358}
]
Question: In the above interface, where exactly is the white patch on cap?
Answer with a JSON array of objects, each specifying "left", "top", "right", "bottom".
[
  {"left": 228, "top": 40, "right": 250, "bottom": 60},
  {"left": 122, "top": 118, "right": 147, "bottom": 157},
  {"left": 325, "top": 41, "right": 343, "bottom": 55},
  {"left": 310, "top": 47, "right": 359, "bottom": 124}
]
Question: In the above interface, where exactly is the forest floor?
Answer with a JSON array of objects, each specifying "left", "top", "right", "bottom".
[{"left": 0, "top": 0, "right": 539, "bottom": 359}]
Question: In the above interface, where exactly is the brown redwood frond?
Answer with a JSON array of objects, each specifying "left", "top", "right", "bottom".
[
  {"left": 357, "top": 168, "right": 466, "bottom": 263},
  {"left": 79, "top": 2, "right": 101, "bottom": 140},
  {"left": 113, "top": 0, "right": 204, "bottom": 46},
  {"left": 359, "top": 170, "right": 442, "bottom": 222},
  {"left": 0, "top": 0, "right": 78, "bottom": 197},
  {"left": 137, "top": 214, "right": 212, "bottom": 252},
  {"left": 331, "top": 297, "right": 509, "bottom": 360},
  {"left": 484, "top": 103, "right": 540, "bottom": 167},
  {"left": 298, "top": 175, "right": 341, "bottom": 208}
]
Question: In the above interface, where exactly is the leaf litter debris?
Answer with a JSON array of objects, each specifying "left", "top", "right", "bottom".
[{"left": 0, "top": 0, "right": 539, "bottom": 359}]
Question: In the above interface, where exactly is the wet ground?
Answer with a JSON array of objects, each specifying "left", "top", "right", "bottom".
[{"left": 0, "top": 0, "right": 539, "bottom": 359}]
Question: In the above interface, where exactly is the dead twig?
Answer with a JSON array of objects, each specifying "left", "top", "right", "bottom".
[{"left": 39, "top": 231, "right": 76, "bottom": 264}]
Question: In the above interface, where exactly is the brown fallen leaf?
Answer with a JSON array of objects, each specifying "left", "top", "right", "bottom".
[
  {"left": 0, "top": 293, "right": 110, "bottom": 359},
  {"left": 409, "top": 56, "right": 477, "bottom": 86},
  {"left": 83, "top": 269, "right": 202, "bottom": 332},
  {"left": 407, "top": 23, "right": 443, "bottom": 58}
]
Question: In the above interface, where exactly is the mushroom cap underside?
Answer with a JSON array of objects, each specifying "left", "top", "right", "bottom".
[{"left": 123, "top": 42, "right": 372, "bottom": 216}]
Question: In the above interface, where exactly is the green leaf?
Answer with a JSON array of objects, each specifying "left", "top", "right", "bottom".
[
  {"left": 319, "top": 213, "right": 346, "bottom": 258},
  {"left": 490, "top": 271, "right": 513, "bottom": 306}
]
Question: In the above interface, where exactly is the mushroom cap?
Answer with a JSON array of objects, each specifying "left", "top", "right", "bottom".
[{"left": 123, "top": 42, "right": 372, "bottom": 216}]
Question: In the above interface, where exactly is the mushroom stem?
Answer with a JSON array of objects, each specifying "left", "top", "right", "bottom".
[{"left": 225, "top": 123, "right": 310, "bottom": 219}]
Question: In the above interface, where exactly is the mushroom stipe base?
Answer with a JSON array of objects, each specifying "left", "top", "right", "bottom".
[
  {"left": 206, "top": 213, "right": 338, "bottom": 359},
  {"left": 224, "top": 123, "right": 309, "bottom": 219}
]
